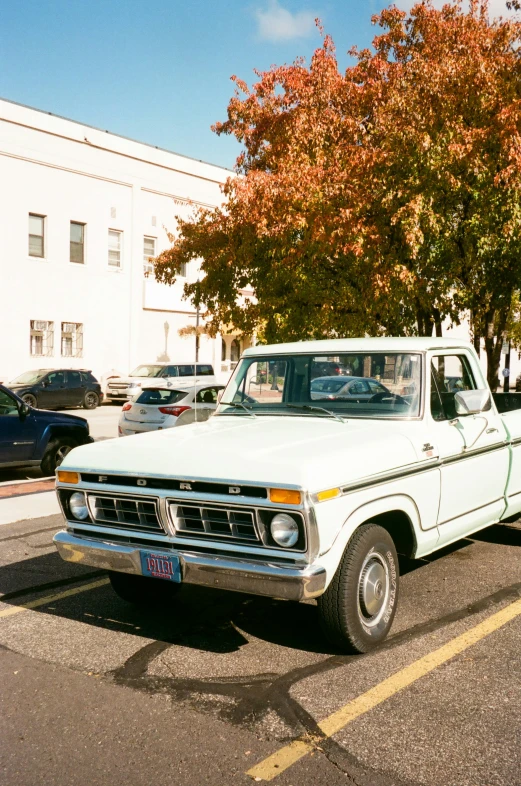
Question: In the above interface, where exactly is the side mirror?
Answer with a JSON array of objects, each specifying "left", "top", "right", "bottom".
[
  {"left": 19, "top": 403, "right": 30, "bottom": 419},
  {"left": 42, "top": 380, "right": 50, "bottom": 387},
  {"left": 454, "top": 389, "right": 491, "bottom": 416}
]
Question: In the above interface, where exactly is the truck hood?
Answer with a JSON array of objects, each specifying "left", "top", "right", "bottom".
[{"left": 63, "top": 415, "right": 421, "bottom": 493}]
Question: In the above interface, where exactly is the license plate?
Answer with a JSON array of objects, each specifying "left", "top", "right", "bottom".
[{"left": 140, "top": 551, "right": 181, "bottom": 582}]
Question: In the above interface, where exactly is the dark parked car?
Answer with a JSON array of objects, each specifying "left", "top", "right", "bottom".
[
  {"left": 0, "top": 384, "right": 92, "bottom": 474},
  {"left": 7, "top": 369, "right": 102, "bottom": 410}
]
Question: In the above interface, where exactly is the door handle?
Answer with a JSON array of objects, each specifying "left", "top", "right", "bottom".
[{"left": 486, "top": 427, "right": 498, "bottom": 434}]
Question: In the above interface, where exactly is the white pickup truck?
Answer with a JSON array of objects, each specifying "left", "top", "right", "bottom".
[{"left": 53, "top": 338, "right": 521, "bottom": 653}]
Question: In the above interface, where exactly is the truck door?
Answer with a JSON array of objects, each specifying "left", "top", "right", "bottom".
[
  {"left": 430, "top": 353, "right": 508, "bottom": 545},
  {"left": 0, "top": 389, "right": 37, "bottom": 464}
]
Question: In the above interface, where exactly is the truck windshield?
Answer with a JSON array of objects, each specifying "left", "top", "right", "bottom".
[
  {"left": 218, "top": 352, "right": 422, "bottom": 419},
  {"left": 129, "top": 365, "right": 164, "bottom": 378},
  {"left": 10, "top": 370, "right": 47, "bottom": 385}
]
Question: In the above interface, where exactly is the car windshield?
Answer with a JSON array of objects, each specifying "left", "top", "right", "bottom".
[
  {"left": 135, "top": 388, "right": 188, "bottom": 405},
  {"left": 218, "top": 352, "right": 422, "bottom": 419},
  {"left": 129, "top": 365, "right": 164, "bottom": 378},
  {"left": 9, "top": 370, "right": 47, "bottom": 385}
]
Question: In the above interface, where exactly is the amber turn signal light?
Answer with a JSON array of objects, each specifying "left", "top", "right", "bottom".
[
  {"left": 269, "top": 488, "right": 301, "bottom": 505},
  {"left": 56, "top": 470, "right": 80, "bottom": 484},
  {"left": 316, "top": 487, "right": 340, "bottom": 502}
]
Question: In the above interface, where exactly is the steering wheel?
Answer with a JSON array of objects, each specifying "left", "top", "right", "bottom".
[{"left": 369, "top": 392, "right": 408, "bottom": 406}]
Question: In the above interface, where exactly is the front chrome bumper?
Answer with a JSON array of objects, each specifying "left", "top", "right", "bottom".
[{"left": 53, "top": 530, "right": 326, "bottom": 601}]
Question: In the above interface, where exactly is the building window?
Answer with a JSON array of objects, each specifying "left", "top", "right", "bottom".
[
  {"left": 230, "top": 339, "right": 241, "bottom": 364},
  {"left": 143, "top": 236, "right": 156, "bottom": 275},
  {"left": 70, "top": 222, "right": 85, "bottom": 264},
  {"left": 108, "top": 230, "right": 122, "bottom": 268},
  {"left": 29, "top": 214, "right": 45, "bottom": 258},
  {"left": 221, "top": 339, "right": 227, "bottom": 362},
  {"left": 180, "top": 261, "right": 187, "bottom": 277},
  {"left": 61, "top": 322, "right": 83, "bottom": 357},
  {"left": 30, "top": 320, "right": 54, "bottom": 356}
]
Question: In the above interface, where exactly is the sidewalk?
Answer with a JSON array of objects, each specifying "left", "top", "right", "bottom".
[{"left": 0, "top": 478, "right": 60, "bottom": 525}]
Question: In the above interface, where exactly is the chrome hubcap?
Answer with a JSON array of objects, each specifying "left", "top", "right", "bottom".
[{"left": 358, "top": 552, "right": 390, "bottom": 627}]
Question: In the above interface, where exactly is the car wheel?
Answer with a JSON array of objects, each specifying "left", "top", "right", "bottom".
[
  {"left": 40, "top": 438, "right": 76, "bottom": 475},
  {"left": 83, "top": 391, "right": 99, "bottom": 409},
  {"left": 317, "top": 523, "right": 399, "bottom": 653},
  {"left": 108, "top": 571, "right": 181, "bottom": 604},
  {"left": 22, "top": 393, "right": 37, "bottom": 408}
]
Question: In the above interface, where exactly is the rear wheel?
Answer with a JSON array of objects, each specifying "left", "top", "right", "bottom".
[
  {"left": 83, "top": 391, "right": 99, "bottom": 409},
  {"left": 22, "top": 393, "right": 37, "bottom": 408},
  {"left": 108, "top": 571, "right": 181, "bottom": 604},
  {"left": 40, "top": 437, "right": 76, "bottom": 475},
  {"left": 317, "top": 523, "right": 399, "bottom": 653}
]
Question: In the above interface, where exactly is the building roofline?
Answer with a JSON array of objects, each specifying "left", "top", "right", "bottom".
[{"left": 0, "top": 95, "right": 235, "bottom": 175}]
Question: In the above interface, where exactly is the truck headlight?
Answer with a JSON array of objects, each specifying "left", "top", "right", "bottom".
[
  {"left": 270, "top": 513, "right": 299, "bottom": 548},
  {"left": 69, "top": 492, "right": 89, "bottom": 521}
]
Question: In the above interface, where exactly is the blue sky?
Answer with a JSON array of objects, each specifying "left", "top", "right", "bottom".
[{"left": 0, "top": 0, "right": 512, "bottom": 170}]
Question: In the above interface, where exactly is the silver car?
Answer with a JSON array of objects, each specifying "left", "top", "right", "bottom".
[
  {"left": 118, "top": 383, "right": 224, "bottom": 437},
  {"left": 310, "top": 376, "right": 391, "bottom": 401}
]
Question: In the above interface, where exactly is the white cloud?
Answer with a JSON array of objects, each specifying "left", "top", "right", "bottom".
[{"left": 255, "top": 0, "right": 317, "bottom": 42}]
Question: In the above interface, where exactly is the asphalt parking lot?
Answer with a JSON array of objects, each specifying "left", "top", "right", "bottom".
[{"left": 1, "top": 512, "right": 521, "bottom": 785}]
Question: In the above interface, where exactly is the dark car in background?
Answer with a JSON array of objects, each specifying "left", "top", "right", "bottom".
[
  {"left": 0, "top": 384, "right": 92, "bottom": 474},
  {"left": 7, "top": 369, "right": 102, "bottom": 410}
]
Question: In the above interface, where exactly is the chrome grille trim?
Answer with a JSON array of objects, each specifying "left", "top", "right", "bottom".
[
  {"left": 169, "top": 500, "right": 260, "bottom": 543},
  {"left": 87, "top": 493, "right": 164, "bottom": 534}
]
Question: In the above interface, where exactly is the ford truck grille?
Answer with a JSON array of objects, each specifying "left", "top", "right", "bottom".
[
  {"left": 88, "top": 494, "right": 163, "bottom": 534},
  {"left": 170, "top": 502, "right": 259, "bottom": 542}
]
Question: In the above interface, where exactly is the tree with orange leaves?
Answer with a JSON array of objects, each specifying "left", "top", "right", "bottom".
[{"left": 155, "top": 1, "right": 521, "bottom": 388}]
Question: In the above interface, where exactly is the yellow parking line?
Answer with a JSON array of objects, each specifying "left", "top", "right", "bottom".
[
  {"left": 247, "top": 596, "right": 521, "bottom": 781},
  {"left": 0, "top": 578, "right": 110, "bottom": 619}
]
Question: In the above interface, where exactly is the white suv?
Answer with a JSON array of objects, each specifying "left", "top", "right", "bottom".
[{"left": 105, "top": 363, "right": 215, "bottom": 403}]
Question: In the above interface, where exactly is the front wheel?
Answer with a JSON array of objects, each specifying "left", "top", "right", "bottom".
[
  {"left": 40, "top": 437, "right": 76, "bottom": 475},
  {"left": 317, "top": 523, "right": 399, "bottom": 653},
  {"left": 83, "top": 391, "right": 99, "bottom": 409},
  {"left": 108, "top": 571, "right": 181, "bottom": 604},
  {"left": 22, "top": 393, "right": 37, "bottom": 408}
]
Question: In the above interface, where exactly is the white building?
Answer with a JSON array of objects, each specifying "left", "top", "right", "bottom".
[{"left": 0, "top": 97, "right": 248, "bottom": 386}]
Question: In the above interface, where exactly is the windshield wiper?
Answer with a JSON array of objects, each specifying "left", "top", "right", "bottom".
[
  {"left": 285, "top": 404, "right": 347, "bottom": 423},
  {"left": 220, "top": 401, "right": 257, "bottom": 418}
]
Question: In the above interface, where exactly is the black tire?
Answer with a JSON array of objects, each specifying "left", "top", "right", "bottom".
[
  {"left": 22, "top": 393, "right": 37, "bottom": 408},
  {"left": 108, "top": 571, "right": 181, "bottom": 605},
  {"left": 83, "top": 391, "right": 99, "bottom": 409},
  {"left": 40, "top": 437, "right": 76, "bottom": 475},
  {"left": 317, "top": 523, "right": 399, "bottom": 654}
]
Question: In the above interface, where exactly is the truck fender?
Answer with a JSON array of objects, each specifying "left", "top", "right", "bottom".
[{"left": 318, "top": 494, "right": 423, "bottom": 589}]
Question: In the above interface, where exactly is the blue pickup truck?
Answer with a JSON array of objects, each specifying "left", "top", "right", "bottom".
[{"left": 0, "top": 384, "right": 92, "bottom": 475}]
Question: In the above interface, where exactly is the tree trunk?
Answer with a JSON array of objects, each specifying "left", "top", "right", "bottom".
[
  {"left": 433, "top": 308, "right": 442, "bottom": 338},
  {"left": 416, "top": 304, "right": 436, "bottom": 337},
  {"left": 470, "top": 309, "right": 481, "bottom": 357},
  {"left": 483, "top": 307, "right": 508, "bottom": 392}
]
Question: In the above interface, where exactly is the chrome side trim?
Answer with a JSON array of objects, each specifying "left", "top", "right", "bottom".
[
  {"left": 323, "top": 442, "right": 509, "bottom": 498},
  {"left": 53, "top": 530, "right": 326, "bottom": 601}
]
